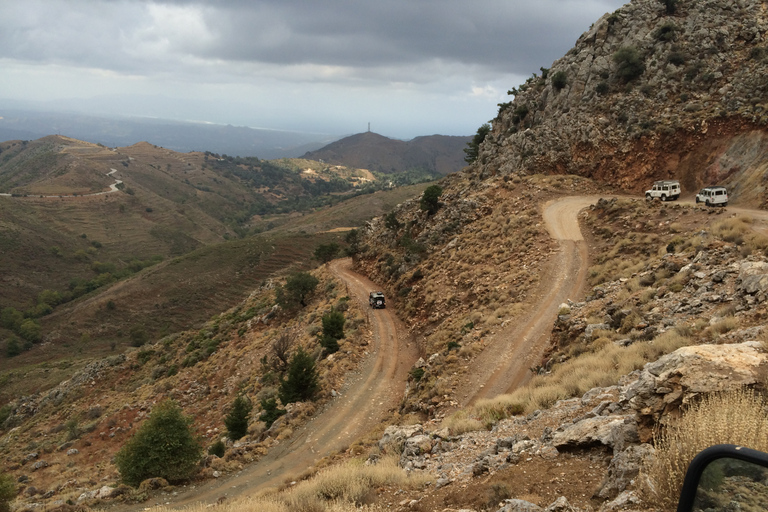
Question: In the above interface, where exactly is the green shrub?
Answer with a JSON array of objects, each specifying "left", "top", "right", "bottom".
[
  {"left": 464, "top": 123, "right": 490, "bottom": 164},
  {"left": 314, "top": 243, "right": 340, "bottom": 264},
  {"left": 613, "top": 46, "right": 645, "bottom": 81},
  {"left": 208, "top": 440, "right": 225, "bottom": 458},
  {"left": 278, "top": 347, "right": 320, "bottom": 404},
  {"left": 259, "top": 396, "right": 287, "bottom": 429},
  {"left": 114, "top": 399, "right": 202, "bottom": 487},
  {"left": 420, "top": 185, "right": 443, "bottom": 215},
  {"left": 319, "top": 334, "right": 340, "bottom": 355},
  {"left": 224, "top": 395, "right": 252, "bottom": 441},
  {"left": 409, "top": 367, "right": 425, "bottom": 381},
  {"left": 0, "top": 470, "right": 16, "bottom": 512},
  {"left": 654, "top": 21, "right": 678, "bottom": 41},
  {"left": 18, "top": 319, "right": 41, "bottom": 343},
  {"left": 596, "top": 81, "right": 610, "bottom": 95},
  {"left": 322, "top": 311, "right": 345, "bottom": 340},
  {"left": 551, "top": 71, "right": 568, "bottom": 90},
  {"left": 5, "top": 337, "right": 21, "bottom": 357},
  {"left": 277, "top": 272, "right": 319, "bottom": 309},
  {"left": 129, "top": 326, "right": 148, "bottom": 347},
  {"left": 660, "top": 0, "right": 677, "bottom": 14},
  {"left": 0, "top": 405, "right": 11, "bottom": 429},
  {"left": 668, "top": 51, "right": 686, "bottom": 66}
]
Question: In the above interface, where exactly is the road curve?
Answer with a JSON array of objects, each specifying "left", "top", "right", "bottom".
[
  {"left": 461, "top": 196, "right": 601, "bottom": 405},
  {"left": 126, "top": 258, "right": 418, "bottom": 510}
]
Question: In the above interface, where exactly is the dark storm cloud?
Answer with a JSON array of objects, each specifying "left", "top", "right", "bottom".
[
  {"left": 0, "top": 0, "right": 624, "bottom": 79},
  {"left": 200, "top": 0, "right": 610, "bottom": 72}
]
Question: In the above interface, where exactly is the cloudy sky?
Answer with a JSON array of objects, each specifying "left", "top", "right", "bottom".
[{"left": 0, "top": 0, "right": 626, "bottom": 139}]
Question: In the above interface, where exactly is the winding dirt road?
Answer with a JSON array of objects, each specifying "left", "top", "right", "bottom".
[
  {"left": 113, "top": 196, "right": 599, "bottom": 510},
  {"left": 124, "top": 259, "right": 418, "bottom": 510},
  {"left": 461, "top": 196, "right": 600, "bottom": 405}
]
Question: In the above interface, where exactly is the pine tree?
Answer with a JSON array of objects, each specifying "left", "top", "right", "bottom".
[
  {"left": 278, "top": 346, "right": 320, "bottom": 404},
  {"left": 224, "top": 395, "right": 252, "bottom": 440},
  {"left": 114, "top": 400, "right": 203, "bottom": 487}
]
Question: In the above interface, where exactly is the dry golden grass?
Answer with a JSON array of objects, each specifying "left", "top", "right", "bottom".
[
  {"left": 441, "top": 410, "right": 485, "bottom": 435},
  {"left": 145, "top": 456, "right": 427, "bottom": 512},
  {"left": 460, "top": 330, "right": 691, "bottom": 425},
  {"left": 642, "top": 388, "right": 768, "bottom": 510}
]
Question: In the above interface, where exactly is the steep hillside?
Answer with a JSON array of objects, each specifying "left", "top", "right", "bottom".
[
  {"left": 473, "top": 0, "right": 768, "bottom": 206},
  {"left": 302, "top": 131, "right": 470, "bottom": 176},
  {"left": 0, "top": 135, "right": 393, "bottom": 310}
]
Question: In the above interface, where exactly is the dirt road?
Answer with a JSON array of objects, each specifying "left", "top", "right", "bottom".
[
  {"left": 461, "top": 196, "right": 600, "bottom": 405},
  {"left": 111, "top": 196, "right": 601, "bottom": 510},
  {"left": 116, "top": 259, "right": 418, "bottom": 510}
]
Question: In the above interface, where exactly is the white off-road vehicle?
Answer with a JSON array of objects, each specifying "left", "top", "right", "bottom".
[
  {"left": 645, "top": 180, "right": 681, "bottom": 201},
  {"left": 695, "top": 186, "right": 728, "bottom": 207}
]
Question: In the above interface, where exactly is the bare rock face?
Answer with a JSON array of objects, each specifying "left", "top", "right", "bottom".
[
  {"left": 473, "top": 0, "right": 768, "bottom": 204},
  {"left": 595, "top": 444, "right": 655, "bottom": 500},
  {"left": 622, "top": 341, "right": 768, "bottom": 440},
  {"left": 552, "top": 415, "right": 638, "bottom": 454}
]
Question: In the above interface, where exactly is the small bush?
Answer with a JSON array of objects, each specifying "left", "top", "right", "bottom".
[
  {"left": 596, "top": 81, "right": 610, "bottom": 95},
  {"left": 0, "top": 470, "right": 16, "bottom": 512},
  {"left": 668, "top": 51, "right": 686, "bottom": 66},
  {"left": 660, "top": 0, "right": 677, "bottom": 14},
  {"left": 208, "top": 440, "right": 225, "bottom": 458},
  {"left": 551, "top": 71, "right": 568, "bottom": 90},
  {"left": 613, "top": 46, "right": 645, "bottom": 81},
  {"left": 409, "top": 367, "right": 425, "bottom": 381},
  {"left": 259, "top": 396, "right": 286, "bottom": 429},
  {"left": 654, "top": 21, "right": 678, "bottom": 41},
  {"left": 114, "top": 399, "right": 203, "bottom": 486}
]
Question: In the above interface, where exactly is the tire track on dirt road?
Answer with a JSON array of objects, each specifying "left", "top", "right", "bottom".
[
  {"left": 462, "top": 196, "right": 601, "bottom": 406},
  {"left": 115, "top": 258, "right": 417, "bottom": 511}
]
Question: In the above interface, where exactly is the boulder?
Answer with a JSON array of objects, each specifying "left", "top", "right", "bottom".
[
  {"left": 552, "top": 415, "right": 638, "bottom": 454},
  {"left": 378, "top": 424, "right": 423, "bottom": 452},
  {"left": 595, "top": 444, "right": 655, "bottom": 499},
  {"left": 496, "top": 499, "right": 544, "bottom": 512},
  {"left": 738, "top": 262, "right": 768, "bottom": 295},
  {"left": 622, "top": 341, "right": 768, "bottom": 441}
]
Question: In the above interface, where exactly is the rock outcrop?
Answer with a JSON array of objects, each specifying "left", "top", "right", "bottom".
[{"left": 474, "top": 0, "right": 768, "bottom": 205}]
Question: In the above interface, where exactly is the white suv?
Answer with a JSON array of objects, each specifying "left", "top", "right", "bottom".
[
  {"left": 696, "top": 186, "right": 728, "bottom": 207},
  {"left": 645, "top": 180, "right": 681, "bottom": 201}
]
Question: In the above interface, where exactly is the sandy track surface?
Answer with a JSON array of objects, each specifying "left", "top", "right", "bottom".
[
  {"left": 113, "top": 258, "right": 418, "bottom": 511},
  {"left": 460, "top": 196, "right": 601, "bottom": 405}
]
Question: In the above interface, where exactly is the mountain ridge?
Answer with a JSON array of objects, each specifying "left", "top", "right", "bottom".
[{"left": 302, "top": 131, "right": 470, "bottom": 175}]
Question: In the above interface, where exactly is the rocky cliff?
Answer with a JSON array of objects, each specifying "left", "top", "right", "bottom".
[{"left": 475, "top": 0, "right": 768, "bottom": 205}]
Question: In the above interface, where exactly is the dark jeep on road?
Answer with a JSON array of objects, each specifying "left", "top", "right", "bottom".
[{"left": 369, "top": 291, "right": 385, "bottom": 309}]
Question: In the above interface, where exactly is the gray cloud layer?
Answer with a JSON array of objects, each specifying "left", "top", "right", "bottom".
[{"left": 0, "top": 0, "right": 626, "bottom": 137}]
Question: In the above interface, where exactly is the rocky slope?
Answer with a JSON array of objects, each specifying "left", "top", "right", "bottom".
[
  {"left": 475, "top": 0, "right": 768, "bottom": 206},
  {"left": 366, "top": 199, "right": 768, "bottom": 511}
]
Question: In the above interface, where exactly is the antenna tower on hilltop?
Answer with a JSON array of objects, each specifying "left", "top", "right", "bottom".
[{"left": 368, "top": 122, "right": 370, "bottom": 132}]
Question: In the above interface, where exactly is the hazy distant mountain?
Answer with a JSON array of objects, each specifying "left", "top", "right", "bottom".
[
  {"left": 0, "top": 108, "right": 338, "bottom": 159},
  {"left": 302, "top": 131, "right": 471, "bottom": 175}
]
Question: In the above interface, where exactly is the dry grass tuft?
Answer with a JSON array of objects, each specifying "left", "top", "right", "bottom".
[
  {"left": 145, "top": 456, "right": 426, "bottom": 512},
  {"left": 461, "top": 329, "right": 691, "bottom": 422},
  {"left": 642, "top": 388, "right": 768, "bottom": 510},
  {"left": 441, "top": 410, "right": 485, "bottom": 435}
]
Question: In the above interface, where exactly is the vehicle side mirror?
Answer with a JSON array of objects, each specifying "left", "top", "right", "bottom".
[{"left": 677, "top": 444, "right": 768, "bottom": 512}]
